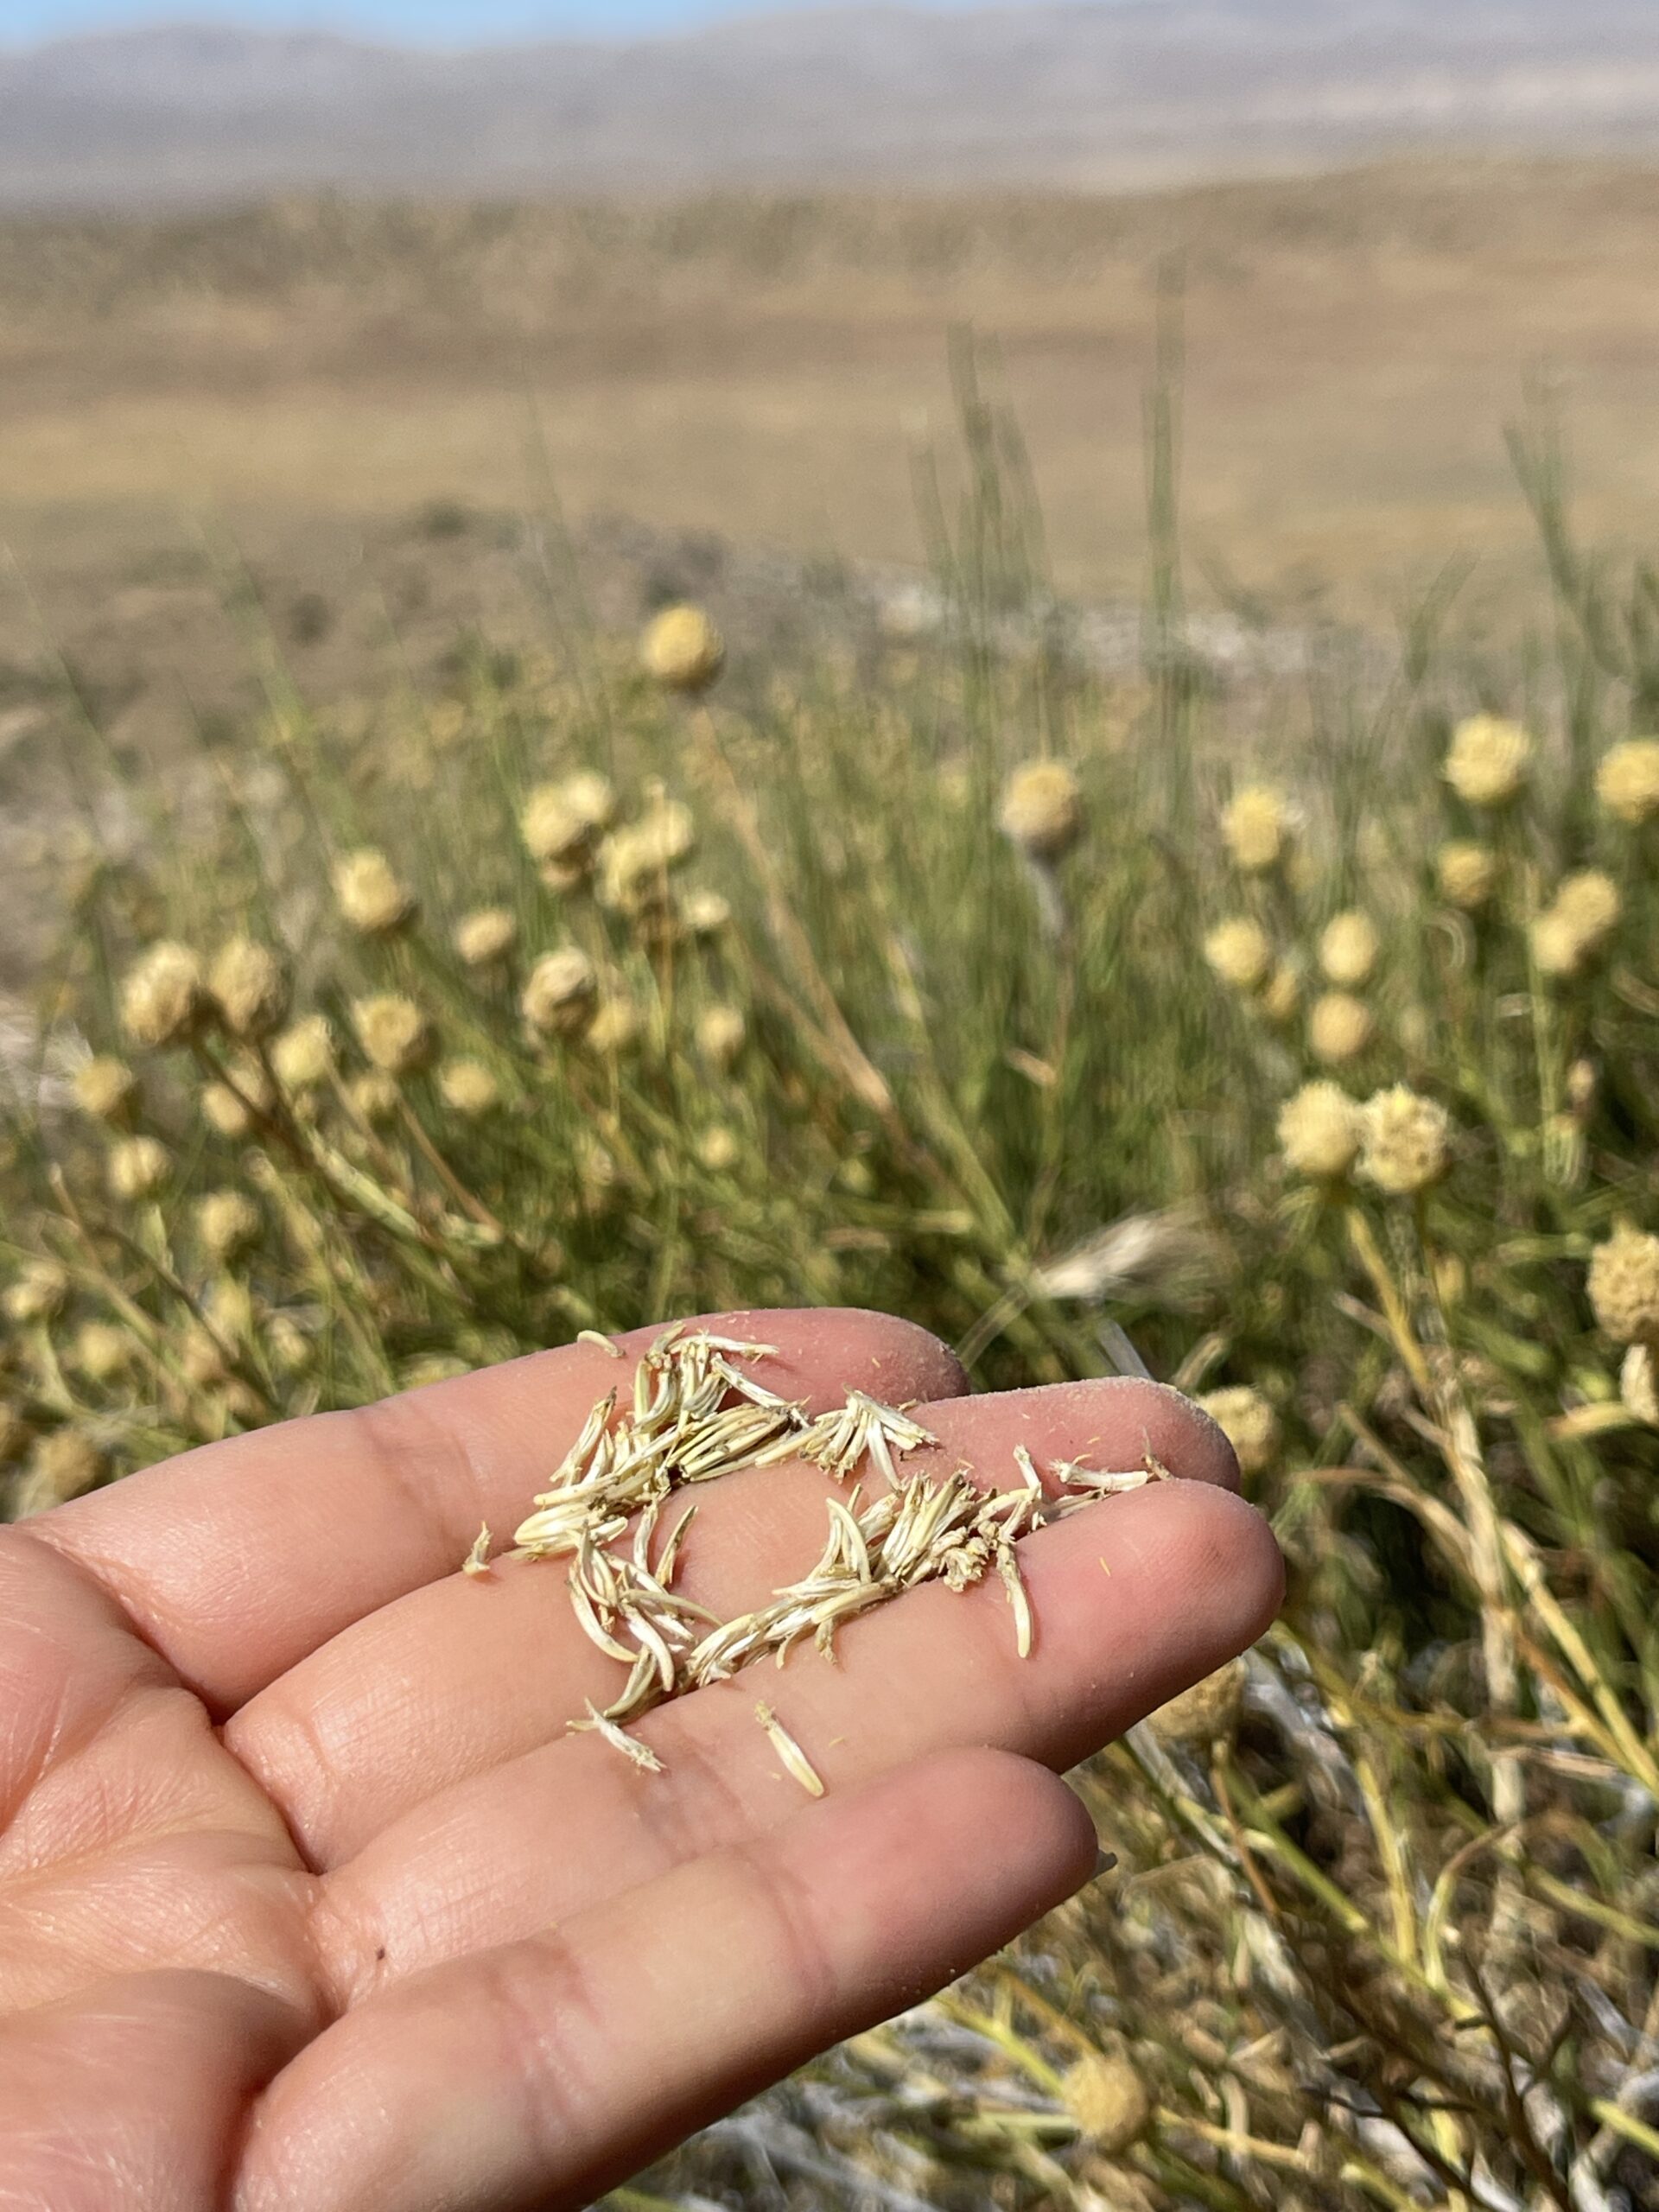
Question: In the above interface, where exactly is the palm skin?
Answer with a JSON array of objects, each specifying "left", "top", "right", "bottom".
[{"left": 0, "top": 1308, "right": 1282, "bottom": 2212}]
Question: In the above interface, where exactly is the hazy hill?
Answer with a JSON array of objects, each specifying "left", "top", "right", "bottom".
[{"left": 4, "top": 2, "right": 1659, "bottom": 208}]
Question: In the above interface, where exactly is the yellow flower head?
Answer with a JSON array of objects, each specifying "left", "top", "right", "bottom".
[
  {"left": 1204, "top": 917, "right": 1272, "bottom": 995},
  {"left": 1532, "top": 870, "right": 1621, "bottom": 979},
  {"left": 696, "top": 1125, "right": 741, "bottom": 1173},
  {"left": 1221, "top": 785, "right": 1290, "bottom": 874},
  {"left": 1359, "top": 1084, "right": 1452, "bottom": 1196},
  {"left": 1198, "top": 1385, "right": 1281, "bottom": 1477},
  {"left": 1444, "top": 714, "right": 1533, "bottom": 808},
  {"left": 521, "top": 784, "right": 599, "bottom": 872},
  {"left": 351, "top": 994, "right": 432, "bottom": 1076},
  {"left": 598, "top": 801, "right": 697, "bottom": 915},
  {"left": 1319, "top": 911, "right": 1380, "bottom": 988},
  {"left": 438, "top": 1058, "right": 501, "bottom": 1118},
  {"left": 683, "top": 889, "right": 732, "bottom": 939},
  {"left": 521, "top": 948, "right": 598, "bottom": 1038},
  {"left": 1587, "top": 1222, "right": 1659, "bottom": 1344},
  {"left": 209, "top": 938, "right": 289, "bottom": 1041},
  {"left": 3, "top": 1260, "right": 68, "bottom": 1325},
  {"left": 1277, "top": 1080, "right": 1363, "bottom": 1180},
  {"left": 998, "top": 760, "right": 1084, "bottom": 862},
  {"left": 333, "top": 849, "right": 416, "bottom": 937},
  {"left": 270, "top": 1014, "right": 334, "bottom": 1092},
  {"left": 1059, "top": 2052, "right": 1152, "bottom": 2155},
  {"left": 107, "top": 1135, "right": 169, "bottom": 1204},
  {"left": 120, "top": 941, "right": 207, "bottom": 1049},
  {"left": 696, "top": 1004, "right": 747, "bottom": 1071},
  {"left": 73, "top": 1320, "right": 134, "bottom": 1383},
  {"left": 72, "top": 1056, "right": 137, "bottom": 1126},
  {"left": 1308, "top": 990, "right": 1375, "bottom": 1066},
  {"left": 454, "top": 907, "right": 519, "bottom": 968},
  {"left": 1435, "top": 841, "right": 1497, "bottom": 911},
  {"left": 1530, "top": 909, "right": 1590, "bottom": 980},
  {"left": 197, "top": 1190, "right": 261, "bottom": 1263},
  {"left": 1596, "top": 738, "right": 1659, "bottom": 826},
  {"left": 1554, "top": 869, "right": 1621, "bottom": 944},
  {"left": 641, "top": 604, "right": 726, "bottom": 694},
  {"left": 585, "top": 996, "right": 642, "bottom": 1058}
]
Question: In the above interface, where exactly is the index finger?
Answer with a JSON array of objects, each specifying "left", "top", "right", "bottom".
[{"left": 22, "top": 1309, "right": 966, "bottom": 1713}]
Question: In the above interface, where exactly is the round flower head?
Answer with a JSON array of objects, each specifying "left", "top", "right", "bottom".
[
  {"left": 15, "top": 1428, "right": 105, "bottom": 1516},
  {"left": 1204, "top": 917, "right": 1272, "bottom": 994},
  {"left": 333, "top": 849, "right": 416, "bottom": 937},
  {"left": 1444, "top": 714, "right": 1533, "bottom": 808},
  {"left": 201, "top": 1081, "right": 255, "bottom": 1140},
  {"left": 1308, "top": 990, "right": 1375, "bottom": 1066},
  {"left": 585, "top": 997, "right": 641, "bottom": 1058},
  {"left": 1621, "top": 1343, "right": 1659, "bottom": 1426},
  {"left": 1530, "top": 908, "right": 1589, "bottom": 980},
  {"left": 107, "top": 1135, "right": 169, "bottom": 1204},
  {"left": 454, "top": 907, "right": 518, "bottom": 969},
  {"left": 266, "top": 1313, "right": 313, "bottom": 1376},
  {"left": 438, "top": 1058, "right": 500, "bottom": 1118},
  {"left": 1277, "top": 1080, "right": 1363, "bottom": 1180},
  {"left": 697, "top": 1125, "right": 741, "bottom": 1173},
  {"left": 598, "top": 802, "right": 697, "bottom": 916},
  {"left": 696, "top": 1004, "right": 747, "bottom": 1071},
  {"left": 270, "top": 1014, "right": 334, "bottom": 1093},
  {"left": 209, "top": 938, "right": 289, "bottom": 1041},
  {"left": 560, "top": 770, "right": 616, "bottom": 837},
  {"left": 998, "top": 760, "right": 1084, "bottom": 863},
  {"left": 521, "top": 785, "right": 596, "bottom": 873},
  {"left": 1221, "top": 785, "right": 1289, "bottom": 874},
  {"left": 197, "top": 1191, "right": 260, "bottom": 1264},
  {"left": 522, "top": 947, "right": 598, "bottom": 1039},
  {"left": 120, "top": 941, "right": 206, "bottom": 1049},
  {"left": 1436, "top": 841, "right": 1497, "bottom": 912},
  {"left": 1147, "top": 1655, "right": 1249, "bottom": 1751},
  {"left": 1059, "top": 2052, "right": 1151, "bottom": 2155},
  {"left": 683, "top": 889, "right": 732, "bottom": 939},
  {"left": 1319, "top": 910, "right": 1380, "bottom": 988},
  {"left": 1359, "top": 1084, "right": 1452, "bottom": 1196},
  {"left": 1554, "top": 869, "right": 1621, "bottom": 946},
  {"left": 351, "top": 994, "right": 432, "bottom": 1077},
  {"left": 73, "top": 1320, "right": 133, "bottom": 1383},
  {"left": 1596, "top": 738, "right": 1659, "bottom": 826},
  {"left": 1198, "top": 1386, "right": 1281, "bottom": 1478},
  {"left": 3, "top": 1260, "right": 68, "bottom": 1325},
  {"left": 72, "top": 1056, "right": 137, "bottom": 1126},
  {"left": 641, "top": 604, "right": 726, "bottom": 694},
  {"left": 1587, "top": 1222, "right": 1659, "bottom": 1344}
]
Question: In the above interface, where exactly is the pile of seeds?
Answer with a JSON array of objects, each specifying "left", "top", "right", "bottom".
[{"left": 471, "top": 1326, "right": 1166, "bottom": 1779}]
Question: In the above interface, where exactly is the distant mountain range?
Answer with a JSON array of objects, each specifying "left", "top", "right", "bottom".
[{"left": 4, "top": 2, "right": 1659, "bottom": 210}]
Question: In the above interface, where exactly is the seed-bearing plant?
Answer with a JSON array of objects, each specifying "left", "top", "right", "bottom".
[{"left": 3, "top": 400, "right": 1658, "bottom": 2212}]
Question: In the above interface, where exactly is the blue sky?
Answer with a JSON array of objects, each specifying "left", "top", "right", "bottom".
[{"left": 10, "top": 0, "right": 1023, "bottom": 41}]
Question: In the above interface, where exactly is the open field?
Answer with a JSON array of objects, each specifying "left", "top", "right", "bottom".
[{"left": 7, "top": 161, "right": 1659, "bottom": 652}]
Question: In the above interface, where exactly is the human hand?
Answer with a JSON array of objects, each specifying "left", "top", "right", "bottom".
[{"left": 0, "top": 1308, "right": 1281, "bottom": 2211}]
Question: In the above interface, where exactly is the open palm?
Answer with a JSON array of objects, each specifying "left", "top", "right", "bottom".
[{"left": 0, "top": 1307, "right": 1281, "bottom": 2212}]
